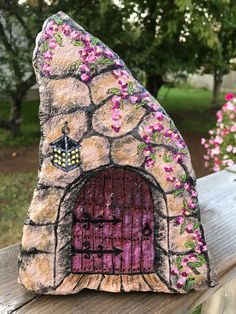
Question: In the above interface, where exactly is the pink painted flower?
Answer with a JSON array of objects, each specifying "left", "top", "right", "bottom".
[
  {"left": 186, "top": 224, "right": 193, "bottom": 233},
  {"left": 151, "top": 103, "right": 159, "bottom": 111},
  {"left": 184, "top": 183, "right": 191, "bottom": 191},
  {"left": 94, "top": 45, "right": 103, "bottom": 56},
  {"left": 130, "top": 95, "right": 141, "bottom": 103},
  {"left": 83, "top": 34, "right": 91, "bottom": 42},
  {"left": 225, "top": 93, "right": 234, "bottom": 101},
  {"left": 191, "top": 190, "right": 198, "bottom": 198},
  {"left": 70, "top": 30, "right": 80, "bottom": 40},
  {"left": 181, "top": 258, "right": 189, "bottom": 266},
  {"left": 155, "top": 111, "right": 164, "bottom": 121},
  {"left": 47, "top": 21, "right": 58, "bottom": 32},
  {"left": 81, "top": 73, "right": 90, "bottom": 82},
  {"left": 43, "top": 51, "right": 53, "bottom": 61},
  {"left": 153, "top": 123, "right": 164, "bottom": 132},
  {"left": 146, "top": 158, "right": 155, "bottom": 167},
  {"left": 42, "top": 63, "right": 52, "bottom": 76},
  {"left": 118, "top": 79, "right": 128, "bottom": 88},
  {"left": 62, "top": 23, "right": 72, "bottom": 36},
  {"left": 188, "top": 201, "right": 196, "bottom": 210},
  {"left": 174, "top": 180, "right": 183, "bottom": 189},
  {"left": 49, "top": 38, "right": 57, "bottom": 49},
  {"left": 167, "top": 175, "right": 175, "bottom": 182},
  {"left": 143, "top": 146, "right": 153, "bottom": 157},
  {"left": 112, "top": 113, "right": 121, "bottom": 121},
  {"left": 174, "top": 152, "right": 183, "bottom": 163},
  {"left": 121, "top": 90, "right": 129, "bottom": 99},
  {"left": 164, "top": 166, "right": 173, "bottom": 173},
  {"left": 114, "top": 59, "right": 122, "bottom": 67},
  {"left": 79, "top": 63, "right": 90, "bottom": 72},
  {"left": 171, "top": 267, "right": 180, "bottom": 275},
  {"left": 143, "top": 135, "right": 151, "bottom": 143},
  {"left": 165, "top": 129, "right": 173, "bottom": 138},
  {"left": 177, "top": 277, "right": 186, "bottom": 289},
  {"left": 112, "top": 95, "right": 121, "bottom": 106},
  {"left": 104, "top": 48, "right": 113, "bottom": 58},
  {"left": 176, "top": 216, "right": 184, "bottom": 224}
]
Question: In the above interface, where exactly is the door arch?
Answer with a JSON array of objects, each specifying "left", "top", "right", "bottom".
[{"left": 71, "top": 167, "right": 156, "bottom": 274}]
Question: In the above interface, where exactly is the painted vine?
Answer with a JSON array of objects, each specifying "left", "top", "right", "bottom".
[{"left": 39, "top": 15, "right": 208, "bottom": 291}]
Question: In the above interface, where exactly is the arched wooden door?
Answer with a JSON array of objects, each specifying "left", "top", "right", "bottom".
[{"left": 72, "top": 168, "right": 155, "bottom": 274}]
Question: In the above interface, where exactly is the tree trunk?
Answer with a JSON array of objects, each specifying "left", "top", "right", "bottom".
[
  {"left": 9, "top": 99, "right": 22, "bottom": 137},
  {"left": 146, "top": 74, "right": 164, "bottom": 98},
  {"left": 211, "top": 70, "right": 223, "bottom": 109}
]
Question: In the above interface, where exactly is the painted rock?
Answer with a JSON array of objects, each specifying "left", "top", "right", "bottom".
[{"left": 18, "top": 12, "right": 217, "bottom": 295}]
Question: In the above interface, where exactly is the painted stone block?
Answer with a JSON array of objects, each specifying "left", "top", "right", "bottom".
[{"left": 18, "top": 11, "right": 217, "bottom": 294}]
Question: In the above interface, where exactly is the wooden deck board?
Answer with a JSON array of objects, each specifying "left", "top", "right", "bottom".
[{"left": 0, "top": 165, "right": 236, "bottom": 314}]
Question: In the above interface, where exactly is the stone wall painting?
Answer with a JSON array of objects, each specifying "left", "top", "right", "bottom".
[{"left": 18, "top": 11, "right": 217, "bottom": 295}]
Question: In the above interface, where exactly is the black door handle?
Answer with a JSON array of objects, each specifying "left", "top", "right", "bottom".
[{"left": 142, "top": 222, "right": 152, "bottom": 236}]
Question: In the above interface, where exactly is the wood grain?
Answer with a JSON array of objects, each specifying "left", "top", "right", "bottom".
[{"left": 0, "top": 165, "right": 236, "bottom": 314}]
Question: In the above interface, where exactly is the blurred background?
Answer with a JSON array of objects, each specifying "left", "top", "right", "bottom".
[{"left": 0, "top": 0, "right": 235, "bottom": 250}]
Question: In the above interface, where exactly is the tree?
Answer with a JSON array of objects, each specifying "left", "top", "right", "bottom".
[
  {"left": 117, "top": 0, "right": 209, "bottom": 97},
  {"left": 0, "top": 0, "right": 124, "bottom": 137},
  {"left": 195, "top": 0, "right": 236, "bottom": 108}
]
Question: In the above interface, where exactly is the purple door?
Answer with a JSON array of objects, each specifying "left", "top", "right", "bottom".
[{"left": 72, "top": 168, "right": 155, "bottom": 274}]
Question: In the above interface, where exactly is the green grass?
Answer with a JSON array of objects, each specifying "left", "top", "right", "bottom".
[
  {"left": 0, "top": 100, "right": 40, "bottom": 147},
  {"left": 0, "top": 173, "right": 37, "bottom": 248},
  {"left": 159, "top": 87, "right": 225, "bottom": 133}
]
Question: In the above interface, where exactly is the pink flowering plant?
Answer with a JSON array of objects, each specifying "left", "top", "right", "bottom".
[{"left": 202, "top": 93, "right": 236, "bottom": 171}]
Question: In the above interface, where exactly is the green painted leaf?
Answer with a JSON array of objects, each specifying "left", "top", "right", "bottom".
[
  {"left": 170, "top": 120, "right": 175, "bottom": 131},
  {"left": 176, "top": 256, "right": 182, "bottom": 268},
  {"left": 99, "top": 58, "right": 114, "bottom": 65},
  {"left": 184, "top": 241, "right": 195, "bottom": 250},
  {"left": 183, "top": 199, "right": 188, "bottom": 209},
  {"left": 197, "top": 254, "right": 206, "bottom": 264},
  {"left": 54, "top": 33, "right": 63, "bottom": 46},
  {"left": 107, "top": 88, "right": 121, "bottom": 95},
  {"left": 53, "top": 16, "right": 63, "bottom": 25},
  {"left": 163, "top": 152, "right": 173, "bottom": 163},
  {"left": 152, "top": 132, "right": 158, "bottom": 142},
  {"left": 179, "top": 148, "right": 188, "bottom": 155},
  {"left": 173, "top": 188, "right": 184, "bottom": 198},
  {"left": 128, "top": 82, "right": 134, "bottom": 95},
  {"left": 71, "top": 40, "right": 84, "bottom": 46},
  {"left": 74, "top": 60, "right": 84, "bottom": 69},
  {"left": 150, "top": 153, "right": 157, "bottom": 161},
  {"left": 120, "top": 99, "right": 124, "bottom": 110},
  {"left": 137, "top": 143, "right": 147, "bottom": 153},
  {"left": 42, "top": 42, "right": 49, "bottom": 52},
  {"left": 90, "top": 63, "right": 97, "bottom": 74},
  {"left": 193, "top": 222, "right": 200, "bottom": 231},
  {"left": 181, "top": 173, "right": 187, "bottom": 183},
  {"left": 180, "top": 221, "right": 187, "bottom": 234},
  {"left": 183, "top": 277, "right": 195, "bottom": 291},
  {"left": 191, "top": 267, "right": 200, "bottom": 275},
  {"left": 91, "top": 37, "right": 99, "bottom": 45},
  {"left": 187, "top": 261, "right": 202, "bottom": 268}
]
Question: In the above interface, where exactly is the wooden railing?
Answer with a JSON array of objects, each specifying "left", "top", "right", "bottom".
[{"left": 0, "top": 165, "right": 236, "bottom": 314}]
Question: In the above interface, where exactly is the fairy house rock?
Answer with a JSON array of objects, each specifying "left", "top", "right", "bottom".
[{"left": 18, "top": 12, "right": 216, "bottom": 295}]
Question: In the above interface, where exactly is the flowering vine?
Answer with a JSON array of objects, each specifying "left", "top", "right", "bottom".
[
  {"left": 39, "top": 15, "right": 208, "bottom": 291},
  {"left": 202, "top": 93, "right": 236, "bottom": 171}
]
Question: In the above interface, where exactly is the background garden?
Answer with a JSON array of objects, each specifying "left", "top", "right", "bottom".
[{"left": 0, "top": 0, "right": 235, "bottom": 259}]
